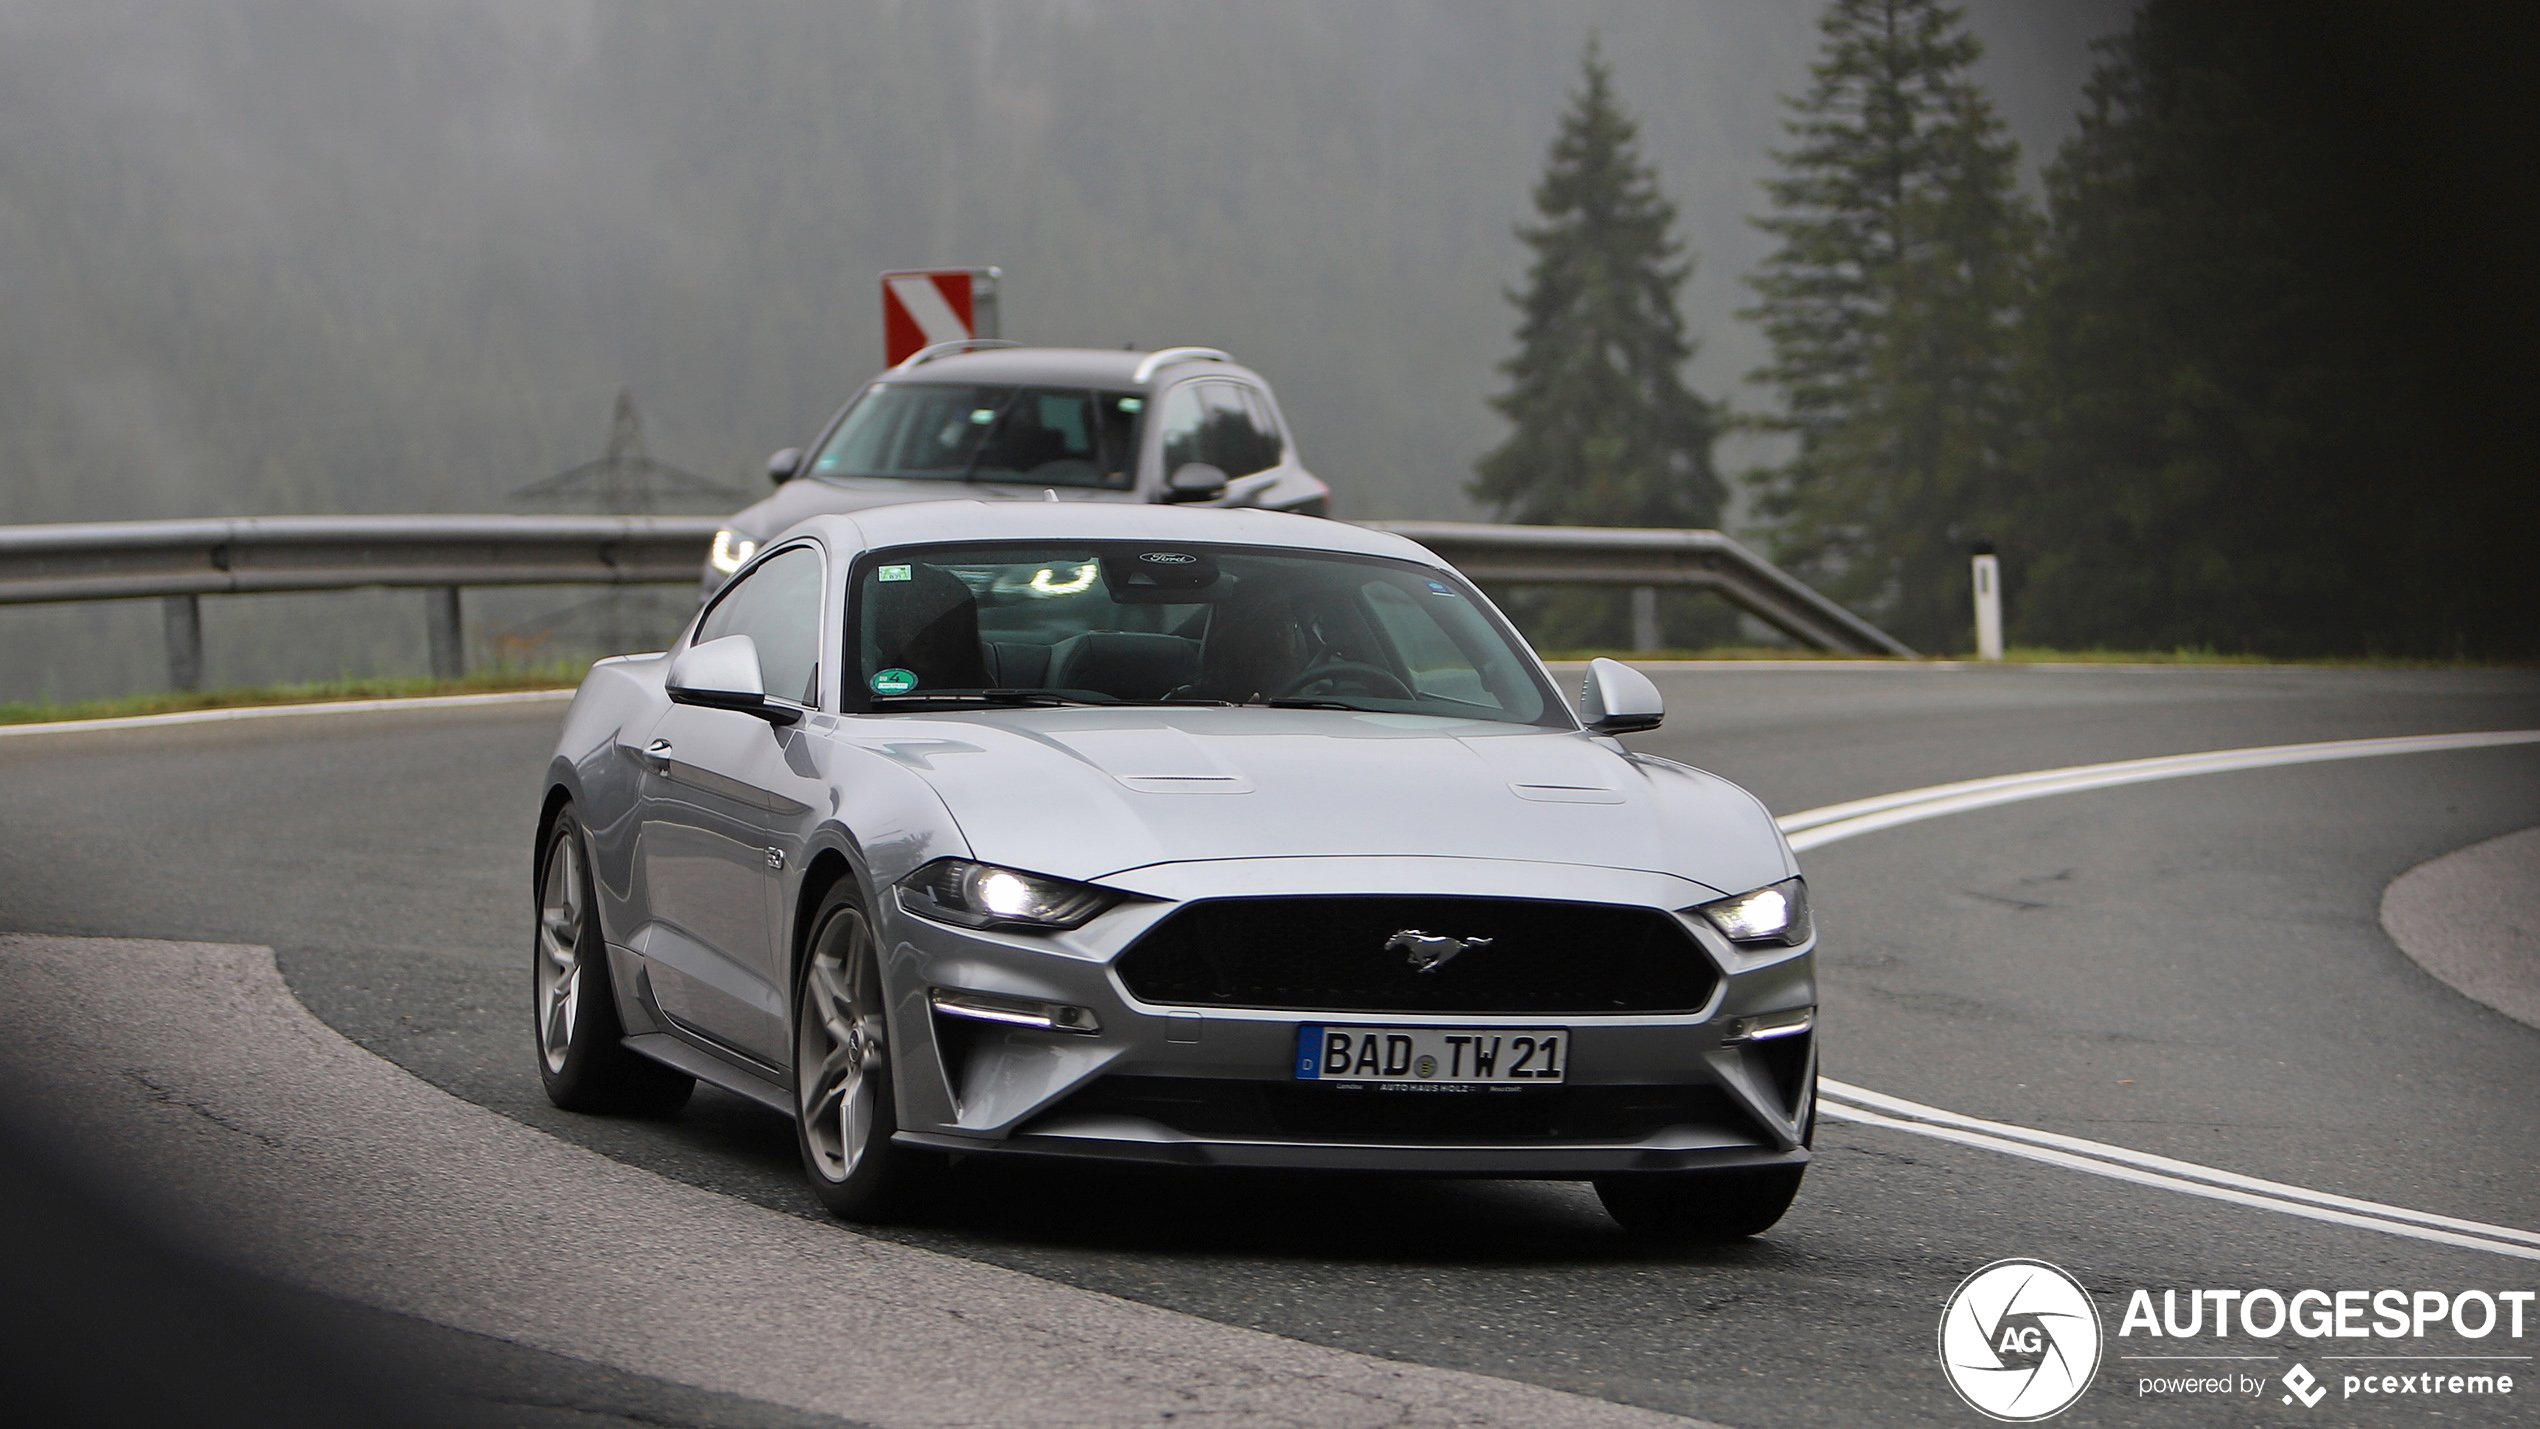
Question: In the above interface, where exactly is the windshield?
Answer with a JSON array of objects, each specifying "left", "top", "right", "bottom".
[
  {"left": 808, "top": 384, "right": 1141, "bottom": 489},
  {"left": 850, "top": 542, "right": 1562, "bottom": 726}
]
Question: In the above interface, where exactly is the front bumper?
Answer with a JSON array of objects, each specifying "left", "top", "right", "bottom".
[{"left": 881, "top": 855, "right": 1817, "bottom": 1176}]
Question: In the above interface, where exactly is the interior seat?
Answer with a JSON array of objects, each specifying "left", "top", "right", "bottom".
[{"left": 1046, "top": 632, "right": 1200, "bottom": 701}]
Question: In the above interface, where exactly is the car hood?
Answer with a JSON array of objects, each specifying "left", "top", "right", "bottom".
[
  {"left": 733, "top": 476, "right": 1137, "bottom": 539},
  {"left": 830, "top": 707, "right": 1791, "bottom": 899}
]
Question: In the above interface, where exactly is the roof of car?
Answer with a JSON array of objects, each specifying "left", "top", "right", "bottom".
[
  {"left": 881, "top": 346, "right": 1250, "bottom": 390},
  {"left": 782, "top": 501, "right": 1437, "bottom": 566}
]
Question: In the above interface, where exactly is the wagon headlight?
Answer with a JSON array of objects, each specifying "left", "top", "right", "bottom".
[
  {"left": 709, "top": 529, "right": 758, "bottom": 574},
  {"left": 896, "top": 859, "right": 1114, "bottom": 931},
  {"left": 1693, "top": 877, "right": 1812, "bottom": 947}
]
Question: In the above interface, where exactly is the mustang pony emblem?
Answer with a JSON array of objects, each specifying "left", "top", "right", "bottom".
[{"left": 1387, "top": 928, "right": 1492, "bottom": 973}]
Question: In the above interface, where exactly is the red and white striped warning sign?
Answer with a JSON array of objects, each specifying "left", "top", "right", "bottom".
[{"left": 881, "top": 269, "right": 998, "bottom": 367}]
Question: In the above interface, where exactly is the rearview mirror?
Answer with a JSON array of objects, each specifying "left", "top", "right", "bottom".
[
  {"left": 1580, "top": 657, "right": 1664, "bottom": 735},
  {"left": 766, "top": 447, "right": 803, "bottom": 485},
  {"left": 1161, "top": 462, "right": 1229, "bottom": 503},
  {"left": 667, "top": 634, "right": 799, "bottom": 725}
]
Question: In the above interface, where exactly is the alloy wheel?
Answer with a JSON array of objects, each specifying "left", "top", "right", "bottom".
[
  {"left": 535, "top": 833, "right": 583, "bottom": 1075},
  {"left": 798, "top": 907, "right": 885, "bottom": 1182}
]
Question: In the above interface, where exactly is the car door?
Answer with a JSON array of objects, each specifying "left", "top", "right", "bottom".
[{"left": 635, "top": 541, "right": 827, "bottom": 1065}]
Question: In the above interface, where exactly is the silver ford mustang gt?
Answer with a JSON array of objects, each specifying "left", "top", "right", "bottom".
[{"left": 535, "top": 501, "right": 1817, "bottom": 1237}]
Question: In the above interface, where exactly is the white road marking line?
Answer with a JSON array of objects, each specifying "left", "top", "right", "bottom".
[
  {"left": 1816, "top": 1098, "right": 2540, "bottom": 1263},
  {"left": 1782, "top": 729, "right": 2540, "bottom": 1259},
  {"left": 0, "top": 688, "right": 576, "bottom": 738},
  {"left": 1777, "top": 729, "right": 2540, "bottom": 850},
  {"left": 1819, "top": 1079, "right": 2540, "bottom": 1250}
]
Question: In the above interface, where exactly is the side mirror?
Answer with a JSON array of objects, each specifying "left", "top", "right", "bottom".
[
  {"left": 667, "top": 634, "right": 800, "bottom": 725},
  {"left": 766, "top": 447, "right": 804, "bottom": 485},
  {"left": 1161, "top": 462, "right": 1229, "bottom": 504},
  {"left": 1580, "top": 656, "right": 1664, "bottom": 735}
]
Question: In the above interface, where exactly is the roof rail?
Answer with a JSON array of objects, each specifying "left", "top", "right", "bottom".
[
  {"left": 1132, "top": 347, "right": 1232, "bottom": 384},
  {"left": 892, "top": 338, "right": 1022, "bottom": 372}
]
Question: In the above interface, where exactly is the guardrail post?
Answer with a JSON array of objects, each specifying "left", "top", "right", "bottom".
[
  {"left": 1971, "top": 545, "right": 2003, "bottom": 662},
  {"left": 162, "top": 595, "right": 203, "bottom": 691},
  {"left": 426, "top": 587, "right": 465, "bottom": 680},
  {"left": 1629, "top": 586, "right": 1661, "bottom": 653}
]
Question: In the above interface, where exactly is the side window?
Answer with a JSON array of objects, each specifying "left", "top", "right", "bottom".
[
  {"left": 1157, "top": 381, "right": 1285, "bottom": 482},
  {"left": 694, "top": 545, "right": 824, "bottom": 706}
]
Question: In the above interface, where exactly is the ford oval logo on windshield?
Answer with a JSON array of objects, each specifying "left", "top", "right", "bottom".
[{"left": 1140, "top": 552, "right": 1198, "bottom": 565}]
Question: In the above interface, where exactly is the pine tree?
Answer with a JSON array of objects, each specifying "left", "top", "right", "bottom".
[
  {"left": 1472, "top": 42, "right": 1723, "bottom": 649},
  {"left": 2008, "top": 1, "right": 2538, "bottom": 658},
  {"left": 1742, "top": 0, "right": 2035, "bottom": 652}
]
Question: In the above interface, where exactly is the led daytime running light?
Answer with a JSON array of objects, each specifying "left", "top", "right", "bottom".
[{"left": 709, "top": 529, "right": 759, "bottom": 574}]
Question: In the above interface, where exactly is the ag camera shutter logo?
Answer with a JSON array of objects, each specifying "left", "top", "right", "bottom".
[{"left": 1938, "top": 1259, "right": 2103, "bottom": 1421}]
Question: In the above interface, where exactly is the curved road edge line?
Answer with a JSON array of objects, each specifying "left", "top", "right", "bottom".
[
  {"left": 1783, "top": 731, "right": 2540, "bottom": 1259},
  {"left": 1778, "top": 730, "right": 2540, "bottom": 847},
  {"left": 0, "top": 688, "right": 577, "bottom": 739},
  {"left": 1818, "top": 1079, "right": 2540, "bottom": 1250},
  {"left": 1815, "top": 1098, "right": 2540, "bottom": 1263}
]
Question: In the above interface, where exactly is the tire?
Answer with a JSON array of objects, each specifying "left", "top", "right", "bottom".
[
  {"left": 792, "top": 881, "right": 934, "bottom": 1222},
  {"left": 1594, "top": 1164, "right": 1807, "bottom": 1240},
  {"left": 534, "top": 807, "right": 694, "bottom": 1115}
]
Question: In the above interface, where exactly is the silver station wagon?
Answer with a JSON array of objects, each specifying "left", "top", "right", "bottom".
[
  {"left": 703, "top": 344, "right": 1333, "bottom": 599},
  {"left": 538, "top": 500, "right": 1817, "bottom": 1237}
]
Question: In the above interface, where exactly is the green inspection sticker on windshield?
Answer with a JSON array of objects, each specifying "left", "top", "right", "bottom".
[
  {"left": 878, "top": 564, "right": 912, "bottom": 582},
  {"left": 870, "top": 668, "right": 918, "bottom": 695}
]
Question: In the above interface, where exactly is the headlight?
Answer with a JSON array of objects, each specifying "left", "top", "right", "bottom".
[
  {"left": 895, "top": 859, "right": 1114, "bottom": 931},
  {"left": 709, "top": 529, "right": 759, "bottom": 575},
  {"left": 1693, "top": 877, "right": 1811, "bottom": 947}
]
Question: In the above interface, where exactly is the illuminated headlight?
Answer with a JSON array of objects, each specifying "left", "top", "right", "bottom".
[
  {"left": 709, "top": 529, "right": 759, "bottom": 574},
  {"left": 929, "top": 988, "right": 1101, "bottom": 1034},
  {"left": 896, "top": 859, "right": 1114, "bottom": 931},
  {"left": 1692, "top": 877, "right": 1812, "bottom": 947}
]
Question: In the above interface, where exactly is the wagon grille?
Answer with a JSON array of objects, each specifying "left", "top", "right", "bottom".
[{"left": 1112, "top": 895, "right": 1717, "bottom": 1014}]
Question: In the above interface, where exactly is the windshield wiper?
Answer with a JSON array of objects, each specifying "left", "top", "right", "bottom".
[
  {"left": 871, "top": 690, "right": 1101, "bottom": 709},
  {"left": 1263, "top": 697, "right": 1378, "bottom": 712}
]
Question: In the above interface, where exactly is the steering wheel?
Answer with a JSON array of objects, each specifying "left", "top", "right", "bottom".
[{"left": 1275, "top": 660, "right": 1414, "bottom": 700}]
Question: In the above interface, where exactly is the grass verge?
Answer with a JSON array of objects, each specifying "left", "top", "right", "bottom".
[{"left": 0, "top": 666, "right": 587, "bottom": 726}]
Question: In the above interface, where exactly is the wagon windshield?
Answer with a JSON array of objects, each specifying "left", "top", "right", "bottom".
[
  {"left": 807, "top": 384, "right": 1140, "bottom": 489},
  {"left": 849, "top": 542, "right": 1561, "bottom": 726}
]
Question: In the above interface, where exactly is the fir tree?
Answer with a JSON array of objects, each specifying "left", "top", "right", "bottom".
[
  {"left": 1742, "top": 0, "right": 2035, "bottom": 652},
  {"left": 1472, "top": 42, "right": 1723, "bottom": 649},
  {"left": 2008, "top": 1, "right": 2538, "bottom": 658}
]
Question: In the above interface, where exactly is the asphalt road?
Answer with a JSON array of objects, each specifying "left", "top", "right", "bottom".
[{"left": 3, "top": 664, "right": 2535, "bottom": 1427}]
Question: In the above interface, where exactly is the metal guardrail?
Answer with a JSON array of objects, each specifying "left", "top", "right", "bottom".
[
  {"left": 0, "top": 512, "right": 1909, "bottom": 690},
  {"left": 1362, "top": 521, "right": 1914, "bottom": 658}
]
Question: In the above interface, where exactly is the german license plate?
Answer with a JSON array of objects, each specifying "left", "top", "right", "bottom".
[{"left": 1294, "top": 1024, "right": 1568, "bottom": 1085}]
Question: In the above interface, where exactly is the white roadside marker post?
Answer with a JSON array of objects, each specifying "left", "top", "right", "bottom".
[{"left": 1971, "top": 543, "right": 2003, "bottom": 662}]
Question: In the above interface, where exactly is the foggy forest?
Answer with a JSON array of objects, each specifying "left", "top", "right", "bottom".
[{"left": 0, "top": 1, "right": 2528, "bottom": 702}]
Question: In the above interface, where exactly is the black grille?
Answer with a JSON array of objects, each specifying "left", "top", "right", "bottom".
[
  {"left": 1025, "top": 1075, "right": 1762, "bottom": 1145},
  {"left": 1113, "top": 895, "right": 1716, "bottom": 1014}
]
